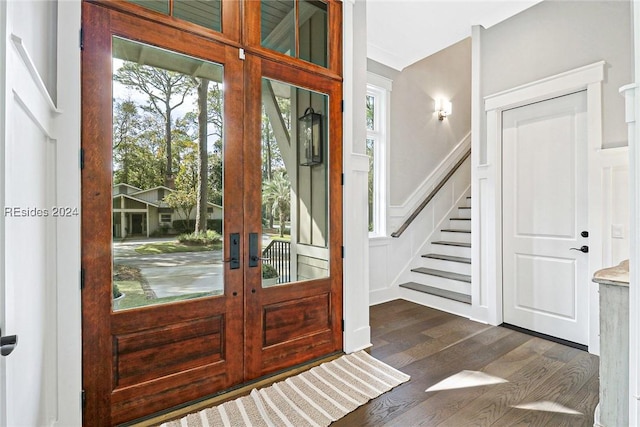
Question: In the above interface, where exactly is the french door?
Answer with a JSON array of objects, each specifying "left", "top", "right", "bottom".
[{"left": 81, "top": 2, "right": 342, "bottom": 425}]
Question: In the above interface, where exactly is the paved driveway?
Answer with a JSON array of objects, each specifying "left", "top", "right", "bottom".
[{"left": 114, "top": 240, "right": 224, "bottom": 298}]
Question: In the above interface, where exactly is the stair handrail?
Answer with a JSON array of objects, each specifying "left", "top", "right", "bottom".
[{"left": 391, "top": 148, "right": 471, "bottom": 238}]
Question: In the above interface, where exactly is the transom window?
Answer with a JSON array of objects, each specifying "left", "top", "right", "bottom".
[{"left": 127, "top": 0, "right": 222, "bottom": 32}]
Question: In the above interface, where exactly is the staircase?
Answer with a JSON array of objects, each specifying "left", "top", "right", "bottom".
[{"left": 399, "top": 196, "right": 472, "bottom": 310}]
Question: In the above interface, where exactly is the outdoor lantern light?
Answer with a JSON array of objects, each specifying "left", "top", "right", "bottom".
[{"left": 298, "top": 107, "right": 323, "bottom": 166}]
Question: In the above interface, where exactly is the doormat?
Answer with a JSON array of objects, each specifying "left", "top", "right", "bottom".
[{"left": 159, "top": 351, "right": 410, "bottom": 427}]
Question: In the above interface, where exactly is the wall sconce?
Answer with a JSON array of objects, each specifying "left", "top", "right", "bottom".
[
  {"left": 435, "top": 98, "right": 452, "bottom": 121},
  {"left": 298, "top": 107, "right": 323, "bottom": 166}
]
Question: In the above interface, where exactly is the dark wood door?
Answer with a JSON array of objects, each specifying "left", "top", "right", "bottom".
[
  {"left": 243, "top": 55, "right": 343, "bottom": 379},
  {"left": 82, "top": 4, "right": 245, "bottom": 424},
  {"left": 82, "top": 2, "right": 342, "bottom": 425}
]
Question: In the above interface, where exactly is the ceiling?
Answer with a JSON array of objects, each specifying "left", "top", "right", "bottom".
[{"left": 366, "top": 0, "right": 543, "bottom": 70}]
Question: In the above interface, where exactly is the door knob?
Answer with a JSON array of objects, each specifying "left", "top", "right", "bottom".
[
  {"left": 581, "top": 231, "right": 589, "bottom": 238},
  {"left": 570, "top": 245, "right": 589, "bottom": 253},
  {"left": 0, "top": 328, "right": 17, "bottom": 357}
]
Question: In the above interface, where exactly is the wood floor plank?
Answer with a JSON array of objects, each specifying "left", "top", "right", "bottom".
[
  {"left": 383, "top": 337, "right": 558, "bottom": 426},
  {"left": 489, "top": 349, "right": 598, "bottom": 426},
  {"left": 333, "top": 300, "right": 599, "bottom": 427},
  {"left": 436, "top": 351, "right": 567, "bottom": 425}
]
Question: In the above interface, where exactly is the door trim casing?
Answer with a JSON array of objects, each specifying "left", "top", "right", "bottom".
[{"left": 473, "top": 61, "right": 605, "bottom": 353}]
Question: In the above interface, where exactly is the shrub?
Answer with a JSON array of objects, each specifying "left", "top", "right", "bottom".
[
  {"left": 113, "top": 284, "right": 122, "bottom": 299},
  {"left": 207, "top": 219, "right": 223, "bottom": 233},
  {"left": 178, "top": 230, "right": 221, "bottom": 245},
  {"left": 262, "top": 263, "right": 279, "bottom": 279},
  {"left": 173, "top": 219, "right": 222, "bottom": 234},
  {"left": 172, "top": 219, "right": 195, "bottom": 233}
]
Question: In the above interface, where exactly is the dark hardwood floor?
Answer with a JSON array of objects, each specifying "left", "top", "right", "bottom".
[{"left": 333, "top": 299, "right": 599, "bottom": 426}]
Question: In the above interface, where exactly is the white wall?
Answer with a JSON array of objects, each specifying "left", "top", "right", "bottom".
[
  {"left": 342, "top": 0, "right": 372, "bottom": 353},
  {"left": 54, "top": 1, "right": 82, "bottom": 425}
]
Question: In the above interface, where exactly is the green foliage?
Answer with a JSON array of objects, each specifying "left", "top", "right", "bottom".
[
  {"left": 164, "top": 189, "right": 197, "bottom": 221},
  {"left": 112, "top": 99, "right": 165, "bottom": 189},
  {"left": 178, "top": 230, "right": 221, "bottom": 245},
  {"left": 262, "top": 263, "right": 279, "bottom": 279},
  {"left": 172, "top": 219, "right": 222, "bottom": 234},
  {"left": 262, "top": 171, "right": 291, "bottom": 237},
  {"left": 113, "top": 284, "right": 122, "bottom": 299}
]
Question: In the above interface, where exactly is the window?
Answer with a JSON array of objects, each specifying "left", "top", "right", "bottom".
[
  {"left": 366, "top": 73, "right": 391, "bottom": 237},
  {"left": 160, "top": 213, "right": 172, "bottom": 223},
  {"left": 126, "top": 0, "right": 222, "bottom": 32},
  {"left": 260, "top": 0, "right": 328, "bottom": 68}
]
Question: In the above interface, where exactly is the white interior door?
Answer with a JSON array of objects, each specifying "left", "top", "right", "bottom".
[
  {"left": 502, "top": 90, "right": 589, "bottom": 346},
  {"left": 1, "top": 1, "right": 59, "bottom": 425}
]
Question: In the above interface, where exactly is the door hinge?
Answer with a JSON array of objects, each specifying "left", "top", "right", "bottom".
[
  {"left": 341, "top": 100, "right": 344, "bottom": 113},
  {"left": 239, "top": 48, "right": 246, "bottom": 60},
  {"left": 341, "top": 246, "right": 344, "bottom": 258},
  {"left": 341, "top": 173, "right": 344, "bottom": 186},
  {"left": 80, "top": 268, "right": 85, "bottom": 290},
  {"left": 81, "top": 389, "right": 86, "bottom": 410},
  {"left": 341, "top": 319, "right": 345, "bottom": 332},
  {"left": 79, "top": 148, "right": 85, "bottom": 170},
  {"left": 79, "top": 28, "right": 84, "bottom": 50}
]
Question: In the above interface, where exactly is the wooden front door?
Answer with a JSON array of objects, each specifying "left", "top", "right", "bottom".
[{"left": 81, "top": 2, "right": 342, "bottom": 425}]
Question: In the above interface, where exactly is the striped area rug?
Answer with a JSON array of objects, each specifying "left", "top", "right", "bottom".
[{"left": 160, "top": 351, "right": 410, "bottom": 427}]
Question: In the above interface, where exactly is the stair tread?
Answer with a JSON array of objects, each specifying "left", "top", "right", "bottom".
[
  {"left": 459, "top": 206, "right": 471, "bottom": 209},
  {"left": 450, "top": 218, "right": 471, "bottom": 221},
  {"left": 399, "top": 282, "right": 471, "bottom": 304},
  {"left": 433, "top": 241, "right": 471, "bottom": 248},
  {"left": 411, "top": 267, "right": 471, "bottom": 282},
  {"left": 441, "top": 229, "right": 471, "bottom": 233},
  {"left": 422, "top": 254, "right": 471, "bottom": 264}
]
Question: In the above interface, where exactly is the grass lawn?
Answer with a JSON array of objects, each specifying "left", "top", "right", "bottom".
[
  {"left": 134, "top": 240, "right": 222, "bottom": 254},
  {"left": 114, "top": 280, "right": 218, "bottom": 310}
]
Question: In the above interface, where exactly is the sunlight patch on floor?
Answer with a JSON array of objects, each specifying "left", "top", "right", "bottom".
[
  {"left": 425, "top": 370, "right": 508, "bottom": 392},
  {"left": 512, "top": 401, "right": 582, "bottom": 415}
]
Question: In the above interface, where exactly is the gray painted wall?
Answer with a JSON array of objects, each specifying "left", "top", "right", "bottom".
[
  {"left": 480, "top": 0, "right": 632, "bottom": 148},
  {"left": 383, "top": 38, "right": 472, "bottom": 205}
]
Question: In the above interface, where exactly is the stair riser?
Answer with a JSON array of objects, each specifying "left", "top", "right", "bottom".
[
  {"left": 399, "top": 288, "right": 472, "bottom": 318},
  {"left": 430, "top": 243, "right": 471, "bottom": 258},
  {"left": 409, "top": 272, "right": 471, "bottom": 294},
  {"left": 422, "top": 258, "right": 471, "bottom": 275},
  {"left": 465, "top": 197, "right": 472, "bottom": 208},
  {"left": 457, "top": 208, "right": 471, "bottom": 219},
  {"left": 449, "top": 219, "right": 471, "bottom": 231},
  {"left": 439, "top": 231, "right": 471, "bottom": 244}
]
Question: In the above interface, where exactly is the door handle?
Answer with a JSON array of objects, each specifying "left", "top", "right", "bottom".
[
  {"left": 222, "top": 233, "right": 240, "bottom": 269},
  {"left": 249, "top": 233, "right": 260, "bottom": 267},
  {"left": 570, "top": 245, "right": 589, "bottom": 253},
  {"left": 0, "top": 328, "right": 17, "bottom": 357}
]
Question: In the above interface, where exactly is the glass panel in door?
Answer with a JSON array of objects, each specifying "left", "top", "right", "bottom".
[
  {"left": 111, "top": 37, "right": 225, "bottom": 310},
  {"left": 260, "top": 78, "right": 329, "bottom": 287}
]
